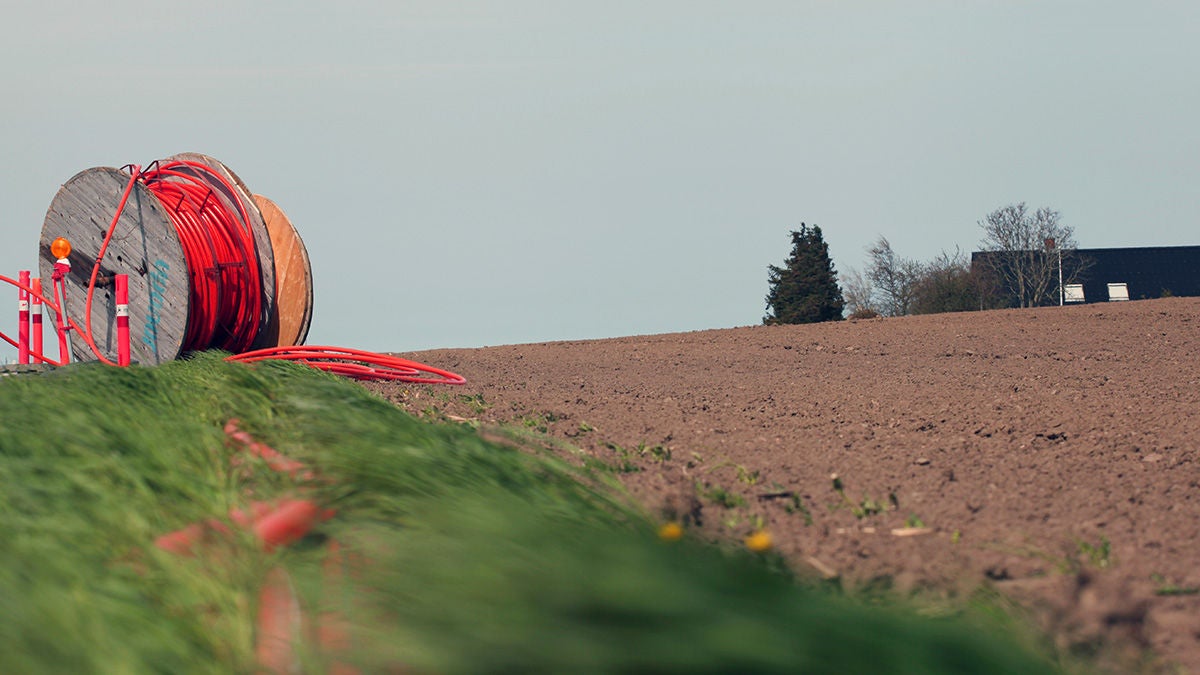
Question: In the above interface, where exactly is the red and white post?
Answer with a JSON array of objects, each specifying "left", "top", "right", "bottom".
[
  {"left": 116, "top": 273, "right": 130, "bottom": 366},
  {"left": 52, "top": 258, "right": 71, "bottom": 365},
  {"left": 18, "top": 270, "right": 30, "bottom": 364},
  {"left": 31, "top": 278, "right": 43, "bottom": 363}
]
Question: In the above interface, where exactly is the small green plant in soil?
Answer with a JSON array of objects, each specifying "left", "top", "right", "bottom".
[
  {"left": 1150, "top": 574, "right": 1199, "bottom": 596},
  {"left": 830, "top": 474, "right": 887, "bottom": 519},
  {"left": 786, "top": 495, "right": 814, "bottom": 525},
  {"left": 697, "top": 481, "right": 747, "bottom": 509},
  {"left": 457, "top": 392, "right": 489, "bottom": 414},
  {"left": 520, "top": 411, "right": 558, "bottom": 433},
  {"left": 636, "top": 442, "right": 672, "bottom": 463},
  {"left": 737, "top": 465, "right": 761, "bottom": 485},
  {"left": 706, "top": 460, "right": 761, "bottom": 486},
  {"left": 1077, "top": 536, "right": 1113, "bottom": 569},
  {"left": 601, "top": 441, "right": 643, "bottom": 473},
  {"left": 419, "top": 404, "right": 444, "bottom": 420},
  {"left": 764, "top": 484, "right": 815, "bottom": 526}
]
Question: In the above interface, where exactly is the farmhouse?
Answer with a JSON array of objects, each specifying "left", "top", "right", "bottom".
[{"left": 972, "top": 245, "right": 1200, "bottom": 305}]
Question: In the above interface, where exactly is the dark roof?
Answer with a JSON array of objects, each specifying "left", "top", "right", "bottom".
[
  {"left": 1071, "top": 246, "right": 1200, "bottom": 302},
  {"left": 972, "top": 245, "right": 1200, "bottom": 304}
]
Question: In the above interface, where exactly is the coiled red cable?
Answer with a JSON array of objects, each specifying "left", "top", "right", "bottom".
[{"left": 140, "top": 161, "right": 264, "bottom": 352}]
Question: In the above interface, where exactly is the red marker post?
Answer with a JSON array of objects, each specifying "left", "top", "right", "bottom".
[
  {"left": 31, "top": 278, "right": 43, "bottom": 362},
  {"left": 18, "top": 270, "right": 30, "bottom": 364},
  {"left": 51, "top": 250, "right": 71, "bottom": 365},
  {"left": 115, "top": 274, "right": 130, "bottom": 366}
]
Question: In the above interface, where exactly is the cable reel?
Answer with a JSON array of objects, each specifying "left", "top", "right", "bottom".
[{"left": 38, "top": 153, "right": 313, "bottom": 365}]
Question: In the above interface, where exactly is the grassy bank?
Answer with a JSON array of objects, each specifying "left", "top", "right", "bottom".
[{"left": 0, "top": 353, "right": 1062, "bottom": 673}]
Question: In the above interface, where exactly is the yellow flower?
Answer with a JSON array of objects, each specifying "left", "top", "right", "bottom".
[
  {"left": 745, "top": 530, "right": 772, "bottom": 552},
  {"left": 658, "top": 522, "right": 684, "bottom": 542}
]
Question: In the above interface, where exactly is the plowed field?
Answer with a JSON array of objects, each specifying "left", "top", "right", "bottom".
[{"left": 372, "top": 297, "right": 1200, "bottom": 671}]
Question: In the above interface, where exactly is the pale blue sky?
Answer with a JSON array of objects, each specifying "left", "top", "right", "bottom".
[{"left": 3, "top": 2, "right": 1197, "bottom": 359}]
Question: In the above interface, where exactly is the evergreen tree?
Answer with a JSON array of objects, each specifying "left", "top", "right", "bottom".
[{"left": 764, "top": 224, "right": 845, "bottom": 324}]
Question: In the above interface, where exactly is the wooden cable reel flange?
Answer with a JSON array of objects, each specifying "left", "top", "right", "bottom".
[
  {"left": 38, "top": 155, "right": 313, "bottom": 365},
  {"left": 40, "top": 167, "right": 189, "bottom": 365},
  {"left": 254, "top": 194, "right": 313, "bottom": 348}
]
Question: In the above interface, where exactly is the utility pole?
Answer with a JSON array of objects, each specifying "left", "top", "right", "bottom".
[
  {"left": 1046, "top": 238, "right": 1063, "bottom": 306},
  {"left": 1058, "top": 246, "right": 1063, "bottom": 306}
]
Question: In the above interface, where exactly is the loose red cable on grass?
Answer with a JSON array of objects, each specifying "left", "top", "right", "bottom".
[
  {"left": 317, "top": 540, "right": 360, "bottom": 675},
  {"left": 153, "top": 422, "right": 350, "bottom": 671},
  {"left": 156, "top": 423, "right": 328, "bottom": 554},
  {"left": 255, "top": 567, "right": 304, "bottom": 674},
  {"left": 254, "top": 499, "right": 332, "bottom": 551},
  {"left": 154, "top": 500, "right": 334, "bottom": 555},
  {"left": 228, "top": 345, "right": 466, "bottom": 384},
  {"left": 225, "top": 419, "right": 314, "bottom": 480}
]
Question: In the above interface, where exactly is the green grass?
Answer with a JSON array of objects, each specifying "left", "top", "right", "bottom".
[{"left": 0, "top": 353, "right": 1064, "bottom": 673}]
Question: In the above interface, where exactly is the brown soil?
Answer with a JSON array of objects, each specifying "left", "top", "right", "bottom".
[{"left": 370, "top": 297, "right": 1200, "bottom": 672}]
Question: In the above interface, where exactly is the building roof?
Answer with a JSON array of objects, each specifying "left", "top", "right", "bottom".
[{"left": 972, "top": 245, "right": 1200, "bottom": 304}]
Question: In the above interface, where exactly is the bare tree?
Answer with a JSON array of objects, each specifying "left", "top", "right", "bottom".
[
  {"left": 977, "top": 203, "right": 1085, "bottom": 308},
  {"left": 840, "top": 267, "right": 878, "bottom": 318},
  {"left": 865, "top": 236, "right": 923, "bottom": 317}
]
